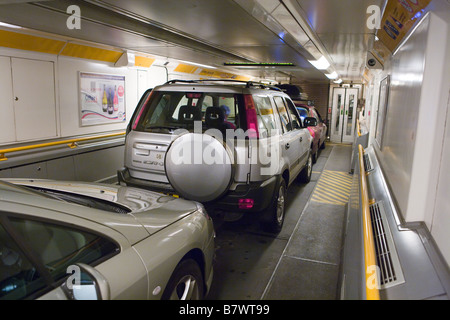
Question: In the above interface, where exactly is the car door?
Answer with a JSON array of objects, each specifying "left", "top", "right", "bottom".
[
  {"left": 285, "top": 98, "right": 310, "bottom": 169},
  {"left": 273, "top": 96, "right": 302, "bottom": 184},
  {"left": 0, "top": 209, "right": 147, "bottom": 300},
  {"left": 311, "top": 108, "right": 326, "bottom": 145}
]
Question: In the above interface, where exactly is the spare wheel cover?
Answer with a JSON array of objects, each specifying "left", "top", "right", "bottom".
[{"left": 165, "top": 133, "right": 234, "bottom": 202}]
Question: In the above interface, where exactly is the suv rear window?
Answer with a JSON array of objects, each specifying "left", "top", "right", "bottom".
[{"left": 133, "top": 91, "right": 245, "bottom": 133}]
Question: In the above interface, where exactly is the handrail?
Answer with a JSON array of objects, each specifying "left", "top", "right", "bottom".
[
  {"left": 358, "top": 144, "right": 380, "bottom": 300},
  {"left": 357, "top": 119, "right": 362, "bottom": 137},
  {"left": 0, "top": 132, "right": 125, "bottom": 162}
]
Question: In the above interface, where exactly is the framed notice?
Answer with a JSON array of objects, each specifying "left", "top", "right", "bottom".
[{"left": 79, "top": 72, "right": 126, "bottom": 126}]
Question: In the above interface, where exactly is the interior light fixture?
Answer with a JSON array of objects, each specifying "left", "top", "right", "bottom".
[
  {"left": 178, "top": 60, "right": 217, "bottom": 69},
  {"left": 308, "top": 56, "right": 330, "bottom": 70},
  {"left": 333, "top": 79, "right": 343, "bottom": 84},
  {"left": 325, "top": 71, "right": 338, "bottom": 79},
  {"left": 0, "top": 22, "right": 23, "bottom": 29}
]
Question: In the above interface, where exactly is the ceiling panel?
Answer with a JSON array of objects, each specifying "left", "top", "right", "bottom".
[
  {"left": 0, "top": 0, "right": 383, "bottom": 83},
  {"left": 290, "top": 0, "right": 385, "bottom": 81}
]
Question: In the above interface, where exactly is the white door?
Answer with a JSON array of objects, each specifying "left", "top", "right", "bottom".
[
  {"left": 0, "top": 56, "right": 16, "bottom": 143},
  {"left": 330, "top": 87, "right": 359, "bottom": 143},
  {"left": 12, "top": 58, "right": 57, "bottom": 141}
]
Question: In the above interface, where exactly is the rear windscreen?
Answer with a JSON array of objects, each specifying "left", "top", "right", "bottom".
[{"left": 133, "top": 91, "right": 246, "bottom": 133}]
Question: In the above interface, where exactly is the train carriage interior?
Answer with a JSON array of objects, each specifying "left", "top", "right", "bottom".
[{"left": 0, "top": 0, "right": 449, "bottom": 303}]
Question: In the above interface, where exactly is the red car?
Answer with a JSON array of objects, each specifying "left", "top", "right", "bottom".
[{"left": 295, "top": 104, "right": 327, "bottom": 163}]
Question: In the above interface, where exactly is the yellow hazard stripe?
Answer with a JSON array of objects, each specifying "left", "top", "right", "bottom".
[{"left": 311, "top": 170, "right": 352, "bottom": 206}]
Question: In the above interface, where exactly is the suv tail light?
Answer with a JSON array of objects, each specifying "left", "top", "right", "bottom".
[
  {"left": 239, "top": 198, "right": 254, "bottom": 209},
  {"left": 132, "top": 90, "right": 154, "bottom": 130},
  {"left": 243, "top": 94, "right": 259, "bottom": 139}
]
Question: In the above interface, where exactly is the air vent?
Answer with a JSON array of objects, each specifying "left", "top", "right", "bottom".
[
  {"left": 363, "top": 154, "right": 373, "bottom": 172},
  {"left": 369, "top": 201, "right": 405, "bottom": 288}
]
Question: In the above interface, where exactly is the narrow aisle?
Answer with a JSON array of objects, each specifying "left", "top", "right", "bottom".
[
  {"left": 206, "top": 143, "right": 352, "bottom": 300},
  {"left": 262, "top": 144, "right": 352, "bottom": 300}
]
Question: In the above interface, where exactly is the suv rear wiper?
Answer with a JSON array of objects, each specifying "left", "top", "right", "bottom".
[{"left": 146, "top": 126, "right": 179, "bottom": 131}]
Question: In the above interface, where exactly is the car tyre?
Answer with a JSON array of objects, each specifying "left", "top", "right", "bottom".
[
  {"left": 262, "top": 178, "right": 287, "bottom": 234},
  {"left": 162, "top": 259, "right": 204, "bottom": 300},
  {"left": 299, "top": 152, "right": 313, "bottom": 183}
]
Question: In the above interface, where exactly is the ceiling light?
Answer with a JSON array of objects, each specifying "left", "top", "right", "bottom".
[
  {"left": 308, "top": 56, "right": 330, "bottom": 70},
  {"left": 178, "top": 60, "right": 217, "bottom": 69},
  {"left": 325, "top": 71, "right": 338, "bottom": 79},
  {"left": 333, "top": 79, "right": 343, "bottom": 84},
  {"left": 0, "top": 22, "right": 23, "bottom": 29}
]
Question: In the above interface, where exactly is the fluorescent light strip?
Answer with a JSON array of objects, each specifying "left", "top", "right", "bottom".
[
  {"left": 178, "top": 60, "right": 217, "bottom": 69},
  {"left": 0, "top": 22, "right": 23, "bottom": 29},
  {"left": 308, "top": 56, "right": 330, "bottom": 70},
  {"left": 325, "top": 71, "right": 338, "bottom": 79}
]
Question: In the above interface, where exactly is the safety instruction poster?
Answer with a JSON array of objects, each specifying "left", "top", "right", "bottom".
[{"left": 79, "top": 72, "right": 126, "bottom": 126}]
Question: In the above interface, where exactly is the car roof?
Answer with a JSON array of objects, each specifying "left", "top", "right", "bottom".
[{"left": 153, "top": 79, "right": 287, "bottom": 95}]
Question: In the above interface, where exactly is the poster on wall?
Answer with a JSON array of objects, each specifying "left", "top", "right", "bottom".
[{"left": 79, "top": 72, "right": 126, "bottom": 126}]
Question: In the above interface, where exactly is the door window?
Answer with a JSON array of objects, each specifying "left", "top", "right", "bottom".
[
  {"left": 284, "top": 99, "right": 301, "bottom": 129},
  {"left": 0, "top": 222, "right": 47, "bottom": 300},
  {"left": 273, "top": 96, "right": 292, "bottom": 133},
  {"left": 253, "top": 95, "right": 277, "bottom": 137},
  {"left": 0, "top": 216, "right": 119, "bottom": 300}
]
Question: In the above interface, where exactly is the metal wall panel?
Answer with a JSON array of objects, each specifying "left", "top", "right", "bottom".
[{"left": 374, "top": 15, "right": 429, "bottom": 221}]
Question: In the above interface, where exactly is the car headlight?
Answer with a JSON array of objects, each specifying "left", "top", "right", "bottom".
[{"left": 196, "top": 202, "right": 211, "bottom": 220}]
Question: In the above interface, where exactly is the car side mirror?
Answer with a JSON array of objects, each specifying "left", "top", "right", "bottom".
[
  {"left": 62, "top": 263, "right": 111, "bottom": 300},
  {"left": 304, "top": 117, "right": 318, "bottom": 127}
]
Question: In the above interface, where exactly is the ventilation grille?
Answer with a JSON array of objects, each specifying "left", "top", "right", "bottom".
[
  {"left": 369, "top": 201, "right": 405, "bottom": 288},
  {"left": 363, "top": 154, "right": 373, "bottom": 172}
]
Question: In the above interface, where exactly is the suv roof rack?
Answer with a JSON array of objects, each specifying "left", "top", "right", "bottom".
[{"left": 164, "top": 79, "right": 282, "bottom": 91}]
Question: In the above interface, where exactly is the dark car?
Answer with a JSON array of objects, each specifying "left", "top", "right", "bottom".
[{"left": 295, "top": 104, "right": 327, "bottom": 163}]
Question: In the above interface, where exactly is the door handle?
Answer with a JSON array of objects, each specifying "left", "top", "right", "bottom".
[{"left": 285, "top": 143, "right": 290, "bottom": 150}]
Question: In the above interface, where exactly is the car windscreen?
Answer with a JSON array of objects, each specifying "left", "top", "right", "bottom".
[
  {"left": 133, "top": 91, "right": 245, "bottom": 133},
  {"left": 22, "top": 186, "right": 131, "bottom": 214}
]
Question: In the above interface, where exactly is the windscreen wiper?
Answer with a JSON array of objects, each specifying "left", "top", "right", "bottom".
[{"left": 146, "top": 125, "right": 180, "bottom": 132}]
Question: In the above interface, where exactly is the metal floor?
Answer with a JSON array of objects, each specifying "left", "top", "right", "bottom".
[{"left": 206, "top": 143, "right": 353, "bottom": 300}]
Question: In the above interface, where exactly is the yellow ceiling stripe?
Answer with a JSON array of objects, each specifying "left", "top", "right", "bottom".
[
  {"left": 60, "top": 43, "right": 123, "bottom": 63},
  {"left": 0, "top": 30, "right": 65, "bottom": 55},
  {"left": 174, "top": 63, "right": 198, "bottom": 73},
  {"left": 134, "top": 56, "right": 155, "bottom": 68}
]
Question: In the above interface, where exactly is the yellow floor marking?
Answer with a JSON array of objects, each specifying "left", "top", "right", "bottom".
[{"left": 311, "top": 170, "right": 353, "bottom": 206}]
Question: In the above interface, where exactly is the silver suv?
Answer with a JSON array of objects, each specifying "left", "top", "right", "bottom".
[{"left": 118, "top": 80, "right": 317, "bottom": 232}]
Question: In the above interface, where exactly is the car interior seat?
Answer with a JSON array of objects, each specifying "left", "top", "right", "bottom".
[{"left": 178, "top": 105, "right": 202, "bottom": 127}]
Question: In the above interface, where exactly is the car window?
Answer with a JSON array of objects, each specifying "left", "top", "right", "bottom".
[
  {"left": 253, "top": 95, "right": 277, "bottom": 137},
  {"left": 273, "top": 96, "right": 292, "bottom": 133},
  {"left": 0, "top": 216, "right": 119, "bottom": 300},
  {"left": 135, "top": 91, "right": 243, "bottom": 132},
  {"left": 312, "top": 108, "right": 324, "bottom": 123},
  {"left": 296, "top": 107, "right": 308, "bottom": 122},
  {"left": 284, "top": 99, "right": 302, "bottom": 129},
  {"left": 0, "top": 222, "right": 47, "bottom": 300}
]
